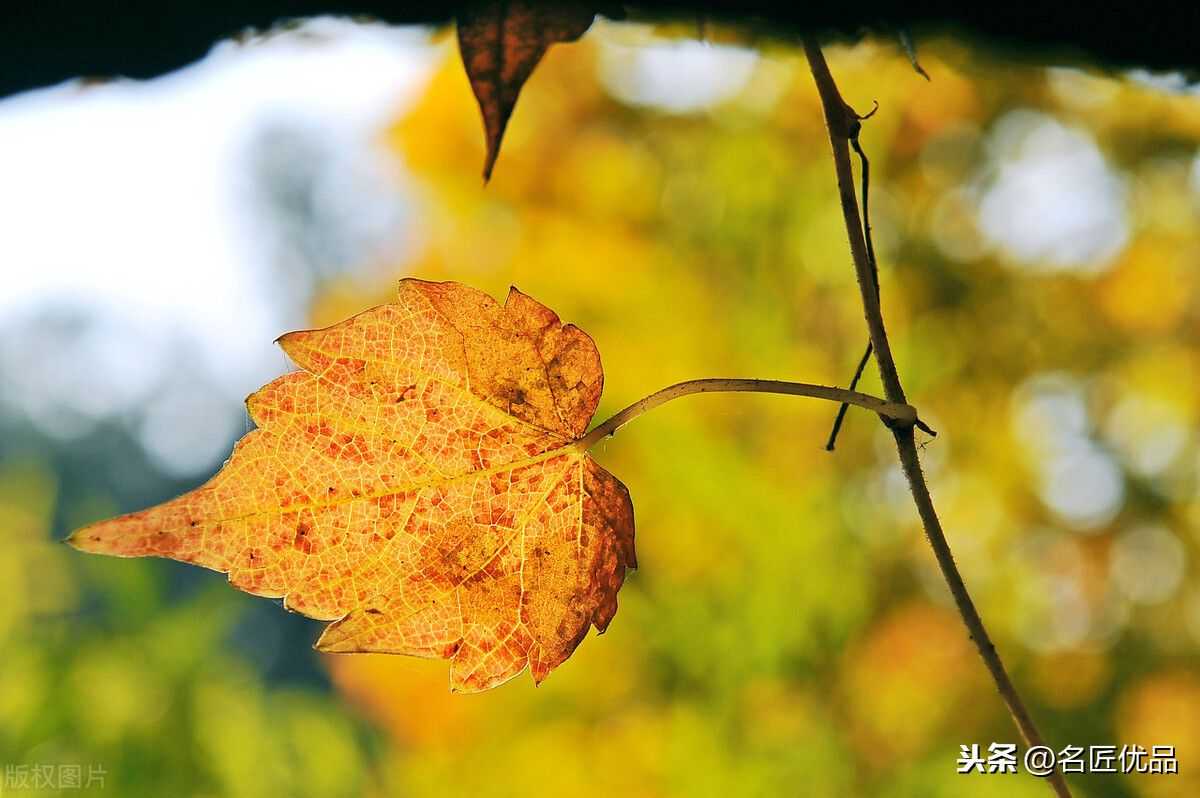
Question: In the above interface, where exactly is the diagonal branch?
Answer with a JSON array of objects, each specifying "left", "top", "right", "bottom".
[{"left": 803, "top": 38, "right": 1073, "bottom": 798}]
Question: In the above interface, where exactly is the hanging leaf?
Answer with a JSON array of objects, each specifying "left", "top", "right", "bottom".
[
  {"left": 69, "top": 280, "right": 636, "bottom": 692},
  {"left": 456, "top": 0, "right": 597, "bottom": 181}
]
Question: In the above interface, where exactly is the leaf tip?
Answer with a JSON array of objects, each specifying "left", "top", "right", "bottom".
[
  {"left": 274, "top": 330, "right": 300, "bottom": 352},
  {"left": 63, "top": 525, "right": 104, "bottom": 553},
  {"left": 314, "top": 628, "right": 354, "bottom": 654}
]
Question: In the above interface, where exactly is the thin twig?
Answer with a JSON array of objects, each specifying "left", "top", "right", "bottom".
[
  {"left": 827, "top": 113, "right": 879, "bottom": 450},
  {"left": 577, "top": 378, "right": 918, "bottom": 452},
  {"left": 803, "top": 38, "right": 1073, "bottom": 798},
  {"left": 851, "top": 131, "right": 879, "bottom": 294},
  {"left": 825, "top": 341, "right": 873, "bottom": 450}
]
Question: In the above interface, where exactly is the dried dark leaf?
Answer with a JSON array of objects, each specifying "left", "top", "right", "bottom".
[{"left": 456, "top": 0, "right": 597, "bottom": 181}]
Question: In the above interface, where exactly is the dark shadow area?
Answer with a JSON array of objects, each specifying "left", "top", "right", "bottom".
[{"left": 3, "top": 2, "right": 1198, "bottom": 98}]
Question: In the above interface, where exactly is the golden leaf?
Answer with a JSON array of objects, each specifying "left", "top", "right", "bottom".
[{"left": 69, "top": 280, "right": 636, "bottom": 692}]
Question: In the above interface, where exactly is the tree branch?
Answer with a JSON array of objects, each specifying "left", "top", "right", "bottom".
[{"left": 803, "top": 38, "right": 1073, "bottom": 798}]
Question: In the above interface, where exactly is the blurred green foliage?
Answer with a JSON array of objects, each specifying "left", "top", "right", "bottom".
[{"left": 4, "top": 24, "right": 1200, "bottom": 798}]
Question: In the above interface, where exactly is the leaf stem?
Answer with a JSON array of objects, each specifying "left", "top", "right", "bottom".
[
  {"left": 804, "top": 38, "right": 1073, "bottom": 798},
  {"left": 577, "top": 378, "right": 919, "bottom": 451}
]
